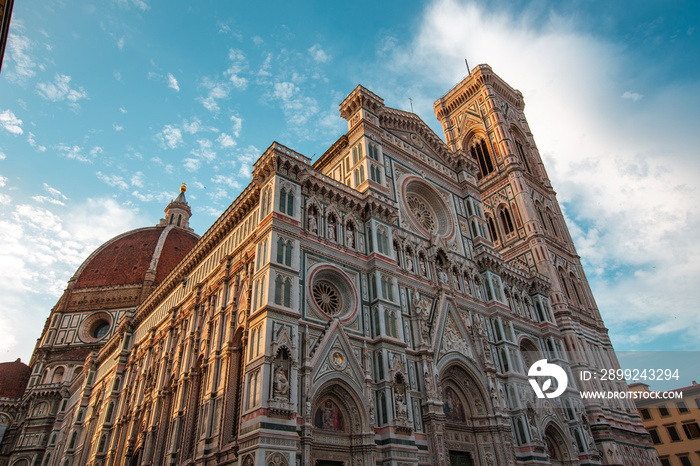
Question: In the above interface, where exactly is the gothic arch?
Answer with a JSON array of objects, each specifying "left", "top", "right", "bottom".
[
  {"left": 543, "top": 422, "right": 577, "bottom": 465},
  {"left": 463, "top": 131, "right": 496, "bottom": 179},
  {"left": 310, "top": 379, "right": 373, "bottom": 465},
  {"left": 437, "top": 360, "right": 491, "bottom": 417}
]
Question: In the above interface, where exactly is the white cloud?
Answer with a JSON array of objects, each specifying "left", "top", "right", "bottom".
[
  {"left": 197, "top": 78, "right": 230, "bottom": 112},
  {"left": 308, "top": 44, "right": 330, "bottom": 63},
  {"left": 117, "top": 37, "right": 126, "bottom": 50},
  {"left": 189, "top": 139, "right": 216, "bottom": 162},
  {"left": 225, "top": 48, "right": 249, "bottom": 89},
  {"left": 32, "top": 183, "right": 68, "bottom": 205},
  {"left": 0, "top": 151, "right": 6, "bottom": 160},
  {"left": 27, "top": 131, "right": 46, "bottom": 151},
  {"left": 0, "top": 198, "right": 146, "bottom": 359},
  {"left": 382, "top": 0, "right": 700, "bottom": 349},
  {"left": 156, "top": 125, "right": 183, "bottom": 149},
  {"left": 183, "top": 158, "right": 201, "bottom": 172},
  {"left": 36, "top": 74, "right": 89, "bottom": 109},
  {"left": 167, "top": 73, "right": 180, "bottom": 91},
  {"left": 217, "top": 133, "right": 236, "bottom": 148},
  {"left": 621, "top": 91, "right": 643, "bottom": 102},
  {"left": 211, "top": 174, "right": 240, "bottom": 190},
  {"left": 96, "top": 171, "right": 129, "bottom": 190},
  {"left": 181, "top": 117, "right": 217, "bottom": 135},
  {"left": 0, "top": 174, "right": 7, "bottom": 187},
  {"left": 115, "top": 0, "right": 150, "bottom": 11},
  {"left": 119, "top": 107, "right": 127, "bottom": 114},
  {"left": 0, "top": 109, "right": 23, "bottom": 135},
  {"left": 230, "top": 113, "right": 243, "bottom": 137},
  {"left": 55, "top": 144, "right": 100, "bottom": 163},
  {"left": 130, "top": 190, "right": 171, "bottom": 203},
  {"left": 5, "top": 31, "right": 37, "bottom": 83},
  {"left": 113, "top": 123, "right": 124, "bottom": 131},
  {"left": 130, "top": 171, "right": 145, "bottom": 188}
]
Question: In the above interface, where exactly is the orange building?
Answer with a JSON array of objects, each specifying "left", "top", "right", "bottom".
[{"left": 631, "top": 382, "right": 700, "bottom": 466}]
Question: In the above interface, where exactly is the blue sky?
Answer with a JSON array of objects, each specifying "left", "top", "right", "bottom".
[{"left": 1, "top": 0, "right": 699, "bottom": 389}]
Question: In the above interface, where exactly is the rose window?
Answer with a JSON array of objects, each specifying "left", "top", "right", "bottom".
[
  {"left": 406, "top": 194, "right": 436, "bottom": 233},
  {"left": 402, "top": 178, "right": 454, "bottom": 238},
  {"left": 312, "top": 280, "right": 342, "bottom": 316}
]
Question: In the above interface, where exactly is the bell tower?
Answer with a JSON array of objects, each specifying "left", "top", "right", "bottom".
[{"left": 434, "top": 64, "right": 655, "bottom": 465}]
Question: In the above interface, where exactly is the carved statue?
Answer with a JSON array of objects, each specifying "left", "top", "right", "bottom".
[
  {"left": 405, "top": 254, "right": 413, "bottom": 272},
  {"left": 327, "top": 221, "right": 335, "bottom": 241},
  {"left": 412, "top": 293, "right": 431, "bottom": 344},
  {"left": 273, "top": 365, "right": 289, "bottom": 399},
  {"left": 308, "top": 211, "right": 318, "bottom": 234},
  {"left": 345, "top": 225, "right": 355, "bottom": 248},
  {"left": 438, "top": 266, "right": 448, "bottom": 284}
]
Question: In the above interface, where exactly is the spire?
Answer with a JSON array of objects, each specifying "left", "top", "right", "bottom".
[{"left": 158, "top": 183, "right": 193, "bottom": 231}]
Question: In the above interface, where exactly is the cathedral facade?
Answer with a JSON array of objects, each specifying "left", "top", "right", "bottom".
[{"left": 1, "top": 65, "right": 658, "bottom": 466}]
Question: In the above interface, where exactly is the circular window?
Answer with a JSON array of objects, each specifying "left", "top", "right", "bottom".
[
  {"left": 92, "top": 321, "right": 110, "bottom": 339},
  {"left": 402, "top": 178, "right": 454, "bottom": 238},
  {"left": 78, "top": 312, "right": 113, "bottom": 343},
  {"left": 406, "top": 194, "right": 436, "bottom": 232},
  {"left": 312, "top": 280, "right": 342, "bottom": 316},
  {"left": 308, "top": 266, "right": 358, "bottom": 321}
]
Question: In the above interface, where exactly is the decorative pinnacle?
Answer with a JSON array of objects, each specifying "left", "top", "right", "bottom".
[{"left": 180, "top": 182, "right": 187, "bottom": 193}]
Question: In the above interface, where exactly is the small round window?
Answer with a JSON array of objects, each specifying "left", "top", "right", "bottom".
[
  {"left": 78, "top": 312, "right": 113, "bottom": 343},
  {"left": 92, "top": 321, "right": 110, "bottom": 339}
]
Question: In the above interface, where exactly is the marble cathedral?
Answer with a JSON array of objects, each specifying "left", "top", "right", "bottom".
[{"left": 0, "top": 65, "right": 659, "bottom": 466}]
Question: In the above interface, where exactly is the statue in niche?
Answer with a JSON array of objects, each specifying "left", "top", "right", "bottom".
[
  {"left": 419, "top": 254, "right": 427, "bottom": 276},
  {"left": 345, "top": 223, "right": 355, "bottom": 248},
  {"left": 438, "top": 266, "right": 448, "bottom": 284},
  {"left": 394, "top": 381, "right": 408, "bottom": 418},
  {"left": 327, "top": 220, "right": 336, "bottom": 241},
  {"left": 405, "top": 253, "right": 413, "bottom": 272},
  {"left": 308, "top": 209, "right": 318, "bottom": 234},
  {"left": 413, "top": 292, "right": 431, "bottom": 344},
  {"left": 273, "top": 365, "right": 289, "bottom": 399}
]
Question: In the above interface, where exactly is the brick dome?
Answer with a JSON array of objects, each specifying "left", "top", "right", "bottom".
[
  {"left": 72, "top": 226, "right": 198, "bottom": 289},
  {"left": 0, "top": 359, "right": 31, "bottom": 399}
]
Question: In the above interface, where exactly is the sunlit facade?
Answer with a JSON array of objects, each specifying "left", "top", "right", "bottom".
[{"left": 1, "top": 65, "right": 658, "bottom": 466}]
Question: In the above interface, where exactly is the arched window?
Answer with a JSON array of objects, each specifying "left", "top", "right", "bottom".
[
  {"left": 177, "top": 214, "right": 182, "bottom": 227},
  {"left": 547, "top": 210, "right": 559, "bottom": 238},
  {"left": 284, "top": 240, "right": 292, "bottom": 266},
  {"left": 52, "top": 366, "right": 64, "bottom": 384},
  {"left": 558, "top": 271, "right": 572, "bottom": 301},
  {"left": 569, "top": 273, "right": 584, "bottom": 307},
  {"left": 68, "top": 432, "right": 77, "bottom": 450},
  {"left": 279, "top": 188, "right": 294, "bottom": 216},
  {"left": 105, "top": 402, "right": 114, "bottom": 423},
  {"left": 274, "top": 275, "right": 283, "bottom": 305},
  {"left": 283, "top": 278, "right": 292, "bottom": 307},
  {"left": 470, "top": 139, "right": 495, "bottom": 178},
  {"left": 487, "top": 216, "right": 498, "bottom": 242},
  {"left": 515, "top": 139, "right": 532, "bottom": 174},
  {"left": 499, "top": 207, "right": 515, "bottom": 235},
  {"left": 276, "top": 238, "right": 285, "bottom": 264},
  {"left": 98, "top": 434, "right": 107, "bottom": 452}
]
